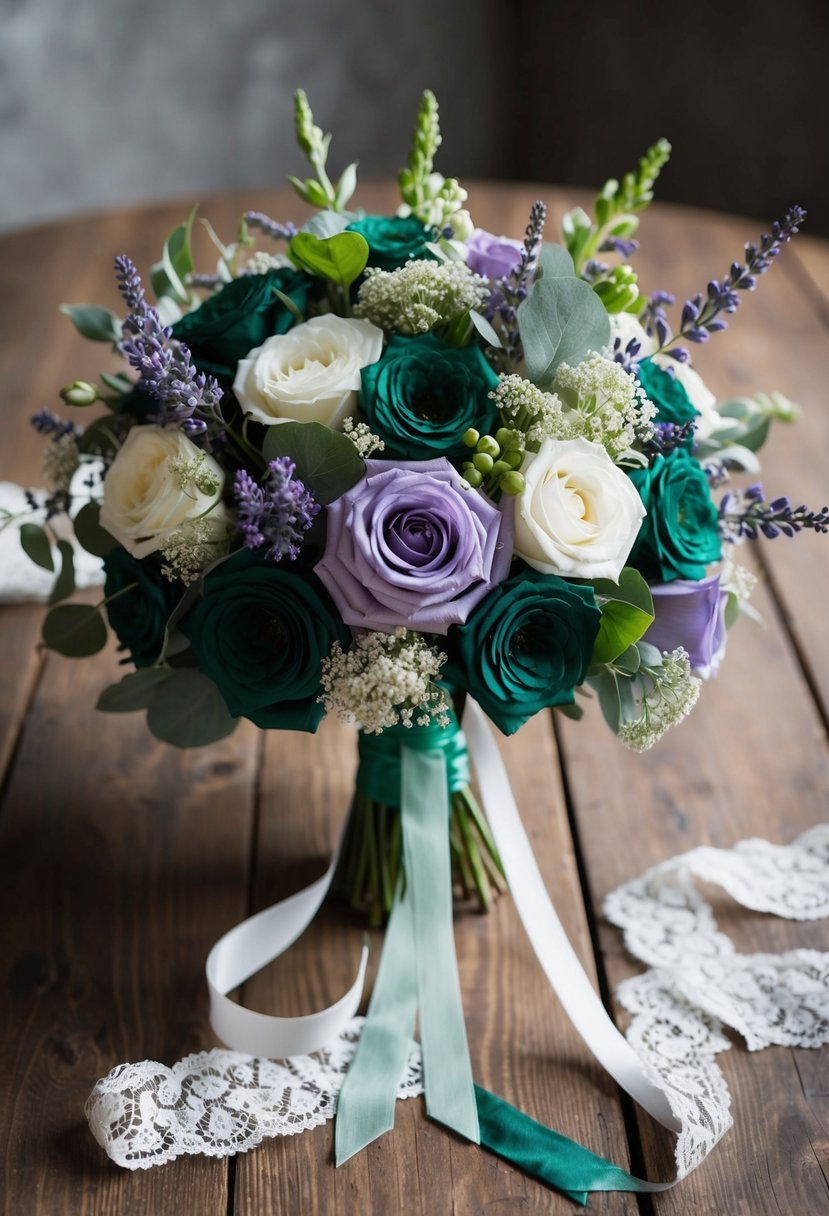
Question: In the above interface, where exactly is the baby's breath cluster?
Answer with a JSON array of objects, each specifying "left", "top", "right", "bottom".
[
  {"left": 354, "top": 260, "right": 489, "bottom": 335},
  {"left": 160, "top": 517, "right": 229, "bottom": 585},
  {"left": 617, "top": 648, "right": 702, "bottom": 752},
  {"left": 493, "top": 354, "right": 655, "bottom": 463},
  {"left": 343, "top": 417, "right": 385, "bottom": 458},
  {"left": 168, "top": 452, "right": 221, "bottom": 498},
  {"left": 318, "top": 628, "right": 450, "bottom": 734},
  {"left": 244, "top": 250, "right": 292, "bottom": 276}
]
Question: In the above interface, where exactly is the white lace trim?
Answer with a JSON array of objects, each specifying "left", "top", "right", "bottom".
[{"left": 85, "top": 827, "right": 829, "bottom": 1178}]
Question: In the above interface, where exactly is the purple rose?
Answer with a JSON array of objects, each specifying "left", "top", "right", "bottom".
[
  {"left": 315, "top": 458, "right": 513, "bottom": 634},
  {"left": 644, "top": 574, "right": 728, "bottom": 678},
  {"left": 464, "top": 228, "right": 524, "bottom": 280}
]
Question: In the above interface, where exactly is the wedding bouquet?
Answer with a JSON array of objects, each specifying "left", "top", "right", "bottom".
[{"left": 15, "top": 90, "right": 825, "bottom": 924}]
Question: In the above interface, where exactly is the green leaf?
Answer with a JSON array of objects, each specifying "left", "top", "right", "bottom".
[
  {"left": 20, "top": 523, "right": 54, "bottom": 572},
  {"left": 590, "top": 668, "right": 622, "bottom": 733},
  {"left": 150, "top": 208, "right": 198, "bottom": 306},
  {"left": 42, "top": 603, "right": 108, "bottom": 657},
  {"left": 469, "top": 310, "right": 503, "bottom": 349},
  {"left": 636, "top": 639, "right": 664, "bottom": 668},
  {"left": 335, "top": 162, "right": 358, "bottom": 210},
  {"left": 59, "top": 303, "right": 122, "bottom": 344},
  {"left": 97, "top": 667, "right": 172, "bottom": 713},
  {"left": 517, "top": 244, "right": 610, "bottom": 387},
  {"left": 262, "top": 421, "right": 364, "bottom": 505},
  {"left": 302, "top": 210, "right": 351, "bottom": 239},
  {"left": 614, "top": 644, "right": 642, "bottom": 676},
  {"left": 591, "top": 568, "right": 654, "bottom": 665},
  {"left": 271, "top": 287, "right": 305, "bottom": 325},
  {"left": 49, "top": 540, "right": 76, "bottom": 604},
  {"left": 100, "top": 371, "right": 134, "bottom": 396},
  {"left": 146, "top": 669, "right": 238, "bottom": 748},
  {"left": 555, "top": 701, "right": 584, "bottom": 721},
  {"left": 289, "top": 231, "right": 369, "bottom": 290},
  {"left": 73, "top": 502, "right": 118, "bottom": 557}
]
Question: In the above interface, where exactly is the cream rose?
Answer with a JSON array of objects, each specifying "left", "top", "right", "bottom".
[
  {"left": 513, "top": 437, "right": 646, "bottom": 581},
  {"left": 232, "top": 315, "right": 384, "bottom": 428},
  {"left": 100, "top": 425, "right": 228, "bottom": 559}
]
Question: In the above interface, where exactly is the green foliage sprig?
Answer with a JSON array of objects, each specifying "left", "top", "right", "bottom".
[{"left": 288, "top": 89, "right": 358, "bottom": 213}]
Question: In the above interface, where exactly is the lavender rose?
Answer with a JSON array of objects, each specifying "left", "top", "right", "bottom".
[
  {"left": 315, "top": 458, "right": 513, "bottom": 634},
  {"left": 464, "top": 228, "right": 524, "bottom": 280},
  {"left": 644, "top": 574, "right": 728, "bottom": 678}
]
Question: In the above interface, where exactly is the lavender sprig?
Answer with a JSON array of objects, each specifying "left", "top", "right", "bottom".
[
  {"left": 641, "top": 419, "right": 697, "bottom": 461},
  {"left": 719, "top": 482, "right": 829, "bottom": 542},
  {"left": 233, "top": 458, "right": 319, "bottom": 562},
  {"left": 491, "top": 200, "right": 546, "bottom": 364},
  {"left": 244, "top": 211, "right": 298, "bottom": 242},
  {"left": 114, "top": 255, "right": 223, "bottom": 436},
  {"left": 664, "top": 205, "right": 806, "bottom": 359},
  {"left": 640, "top": 290, "right": 677, "bottom": 353},
  {"left": 31, "top": 409, "right": 81, "bottom": 441}
]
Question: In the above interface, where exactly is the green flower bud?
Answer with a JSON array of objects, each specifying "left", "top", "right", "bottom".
[
  {"left": 464, "top": 468, "right": 483, "bottom": 488},
  {"left": 503, "top": 449, "right": 524, "bottom": 469},
  {"left": 473, "top": 452, "right": 494, "bottom": 474},
  {"left": 500, "top": 471, "right": 525, "bottom": 495},
  {"left": 462, "top": 427, "right": 480, "bottom": 448},
  {"left": 60, "top": 380, "right": 98, "bottom": 407},
  {"left": 492, "top": 460, "right": 511, "bottom": 477},
  {"left": 476, "top": 435, "right": 500, "bottom": 458}
]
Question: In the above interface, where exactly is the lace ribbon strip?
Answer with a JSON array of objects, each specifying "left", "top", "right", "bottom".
[{"left": 86, "top": 711, "right": 829, "bottom": 1183}]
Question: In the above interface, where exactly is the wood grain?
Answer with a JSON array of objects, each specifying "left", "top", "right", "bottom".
[{"left": 0, "top": 184, "right": 827, "bottom": 1215}]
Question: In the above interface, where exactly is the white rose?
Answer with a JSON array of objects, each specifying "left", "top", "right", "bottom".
[
  {"left": 233, "top": 315, "right": 384, "bottom": 429},
  {"left": 513, "top": 437, "right": 646, "bottom": 581},
  {"left": 651, "top": 355, "right": 725, "bottom": 441},
  {"left": 100, "top": 425, "right": 228, "bottom": 559}
]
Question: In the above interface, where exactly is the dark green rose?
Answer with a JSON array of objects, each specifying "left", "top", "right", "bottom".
[
  {"left": 180, "top": 549, "right": 349, "bottom": 732},
  {"left": 103, "top": 549, "right": 178, "bottom": 667},
  {"left": 346, "top": 215, "right": 436, "bottom": 272},
  {"left": 360, "top": 333, "right": 499, "bottom": 462},
  {"left": 171, "top": 269, "right": 310, "bottom": 381},
  {"left": 444, "top": 568, "right": 601, "bottom": 736},
  {"left": 628, "top": 449, "right": 721, "bottom": 582},
  {"left": 636, "top": 358, "right": 698, "bottom": 431}
]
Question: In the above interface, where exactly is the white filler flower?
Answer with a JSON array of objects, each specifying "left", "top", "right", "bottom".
[
  {"left": 513, "top": 436, "right": 646, "bottom": 581},
  {"left": 233, "top": 315, "right": 383, "bottom": 429},
  {"left": 100, "top": 425, "right": 227, "bottom": 559}
]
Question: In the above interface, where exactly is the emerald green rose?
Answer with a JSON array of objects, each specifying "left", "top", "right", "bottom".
[
  {"left": 172, "top": 269, "right": 310, "bottom": 380},
  {"left": 181, "top": 549, "right": 349, "bottom": 731},
  {"left": 360, "top": 333, "right": 499, "bottom": 462},
  {"left": 103, "top": 549, "right": 178, "bottom": 667},
  {"left": 628, "top": 449, "right": 721, "bottom": 582},
  {"left": 346, "top": 215, "right": 436, "bottom": 272},
  {"left": 637, "top": 358, "right": 698, "bottom": 431},
  {"left": 444, "top": 568, "right": 601, "bottom": 736}
]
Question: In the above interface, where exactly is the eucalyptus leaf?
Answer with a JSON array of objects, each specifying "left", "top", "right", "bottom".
[
  {"left": 73, "top": 501, "right": 118, "bottom": 557},
  {"left": 97, "top": 667, "right": 172, "bottom": 713},
  {"left": 589, "top": 668, "right": 622, "bottom": 733},
  {"left": 517, "top": 245, "right": 610, "bottom": 386},
  {"left": 146, "top": 669, "right": 238, "bottom": 748},
  {"left": 20, "top": 522, "right": 54, "bottom": 572},
  {"left": 636, "top": 640, "right": 664, "bottom": 668},
  {"left": 469, "top": 310, "right": 503, "bottom": 349},
  {"left": 59, "top": 304, "right": 122, "bottom": 344},
  {"left": 100, "top": 372, "right": 134, "bottom": 396},
  {"left": 42, "top": 603, "right": 108, "bottom": 657},
  {"left": 614, "top": 644, "right": 642, "bottom": 676},
  {"left": 335, "top": 162, "right": 358, "bottom": 210},
  {"left": 301, "top": 210, "right": 352, "bottom": 239},
  {"left": 262, "top": 421, "right": 364, "bottom": 505},
  {"left": 289, "top": 231, "right": 369, "bottom": 290},
  {"left": 49, "top": 540, "right": 76, "bottom": 605}
]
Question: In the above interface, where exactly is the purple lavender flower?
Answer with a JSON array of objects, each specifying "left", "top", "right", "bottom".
[
  {"left": 244, "top": 211, "right": 298, "bottom": 242},
  {"left": 639, "top": 290, "right": 676, "bottom": 351},
  {"left": 114, "top": 255, "right": 223, "bottom": 431},
  {"left": 718, "top": 482, "right": 829, "bottom": 541},
  {"left": 490, "top": 201, "right": 546, "bottom": 363},
  {"left": 665, "top": 206, "right": 806, "bottom": 358},
  {"left": 31, "top": 409, "right": 80, "bottom": 441},
  {"left": 233, "top": 457, "right": 319, "bottom": 562}
]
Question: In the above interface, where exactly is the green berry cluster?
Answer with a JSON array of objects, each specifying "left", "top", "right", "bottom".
[{"left": 460, "top": 427, "right": 525, "bottom": 495}]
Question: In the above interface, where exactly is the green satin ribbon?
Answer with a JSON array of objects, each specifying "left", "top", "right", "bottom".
[{"left": 355, "top": 711, "right": 471, "bottom": 804}]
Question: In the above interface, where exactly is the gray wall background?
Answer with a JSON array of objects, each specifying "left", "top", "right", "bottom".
[{"left": 2, "top": 0, "right": 827, "bottom": 235}]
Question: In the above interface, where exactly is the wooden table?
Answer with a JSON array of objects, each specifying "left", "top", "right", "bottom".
[{"left": 1, "top": 183, "right": 827, "bottom": 1215}]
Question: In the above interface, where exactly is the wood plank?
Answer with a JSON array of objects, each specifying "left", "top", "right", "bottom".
[
  {"left": 0, "top": 637, "right": 260, "bottom": 1214},
  {"left": 236, "top": 713, "right": 639, "bottom": 1215},
  {"left": 556, "top": 199, "right": 829, "bottom": 1214}
]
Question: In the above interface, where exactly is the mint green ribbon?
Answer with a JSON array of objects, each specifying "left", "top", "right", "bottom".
[
  {"left": 335, "top": 733, "right": 478, "bottom": 1161},
  {"left": 355, "top": 708, "right": 471, "bottom": 804}
]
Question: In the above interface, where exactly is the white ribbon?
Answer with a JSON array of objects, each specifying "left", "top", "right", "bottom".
[{"left": 204, "top": 700, "right": 676, "bottom": 1131}]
